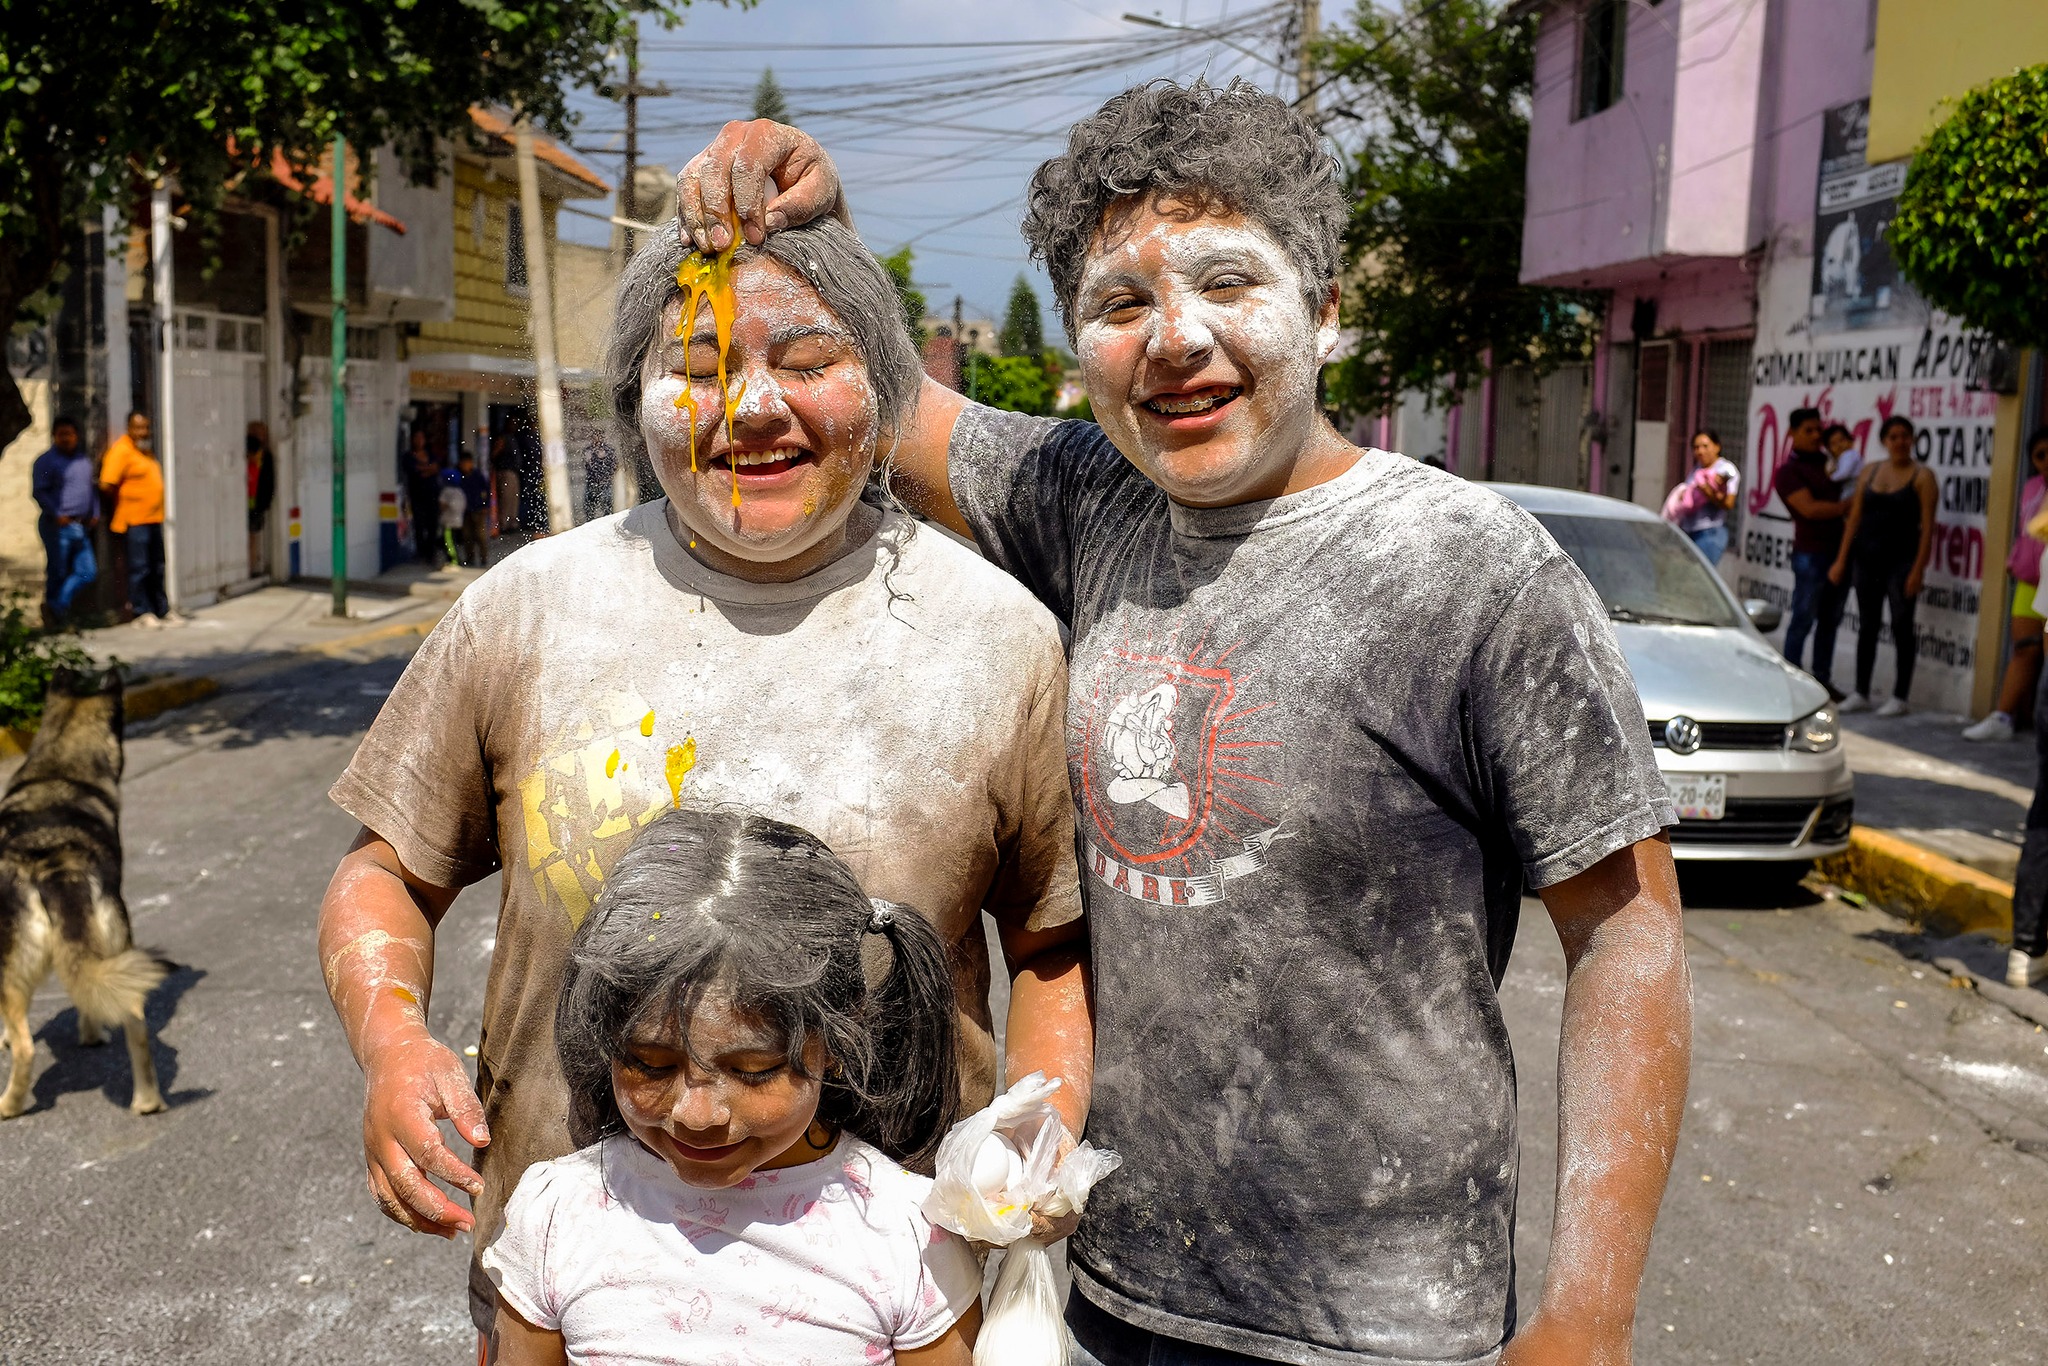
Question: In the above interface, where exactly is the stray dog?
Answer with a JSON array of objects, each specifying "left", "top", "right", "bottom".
[{"left": 0, "top": 667, "right": 166, "bottom": 1118}]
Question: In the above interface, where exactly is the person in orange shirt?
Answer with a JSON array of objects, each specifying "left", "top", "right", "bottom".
[{"left": 99, "top": 410, "right": 182, "bottom": 629}]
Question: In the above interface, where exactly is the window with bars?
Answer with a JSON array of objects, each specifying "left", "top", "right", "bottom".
[{"left": 1701, "top": 339, "right": 1752, "bottom": 460}]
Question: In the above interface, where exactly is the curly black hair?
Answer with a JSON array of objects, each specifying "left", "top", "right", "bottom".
[{"left": 1021, "top": 78, "right": 1347, "bottom": 342}]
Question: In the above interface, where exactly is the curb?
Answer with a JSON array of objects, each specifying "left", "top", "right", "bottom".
[
  {"left": 1816, "top": 826, "right": 2013, "bottom": 941},
  {"left": 0, "top": 611, "right": 446, "bottom": 760}
]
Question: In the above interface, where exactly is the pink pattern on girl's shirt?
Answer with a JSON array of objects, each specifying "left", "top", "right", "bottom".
[{"left": 481, "top": 1133, "right": 980, "bottom": 1364}]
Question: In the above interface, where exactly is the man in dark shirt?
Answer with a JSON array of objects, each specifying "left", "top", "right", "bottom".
[
  {"left": 30, "top": 415, "right": 100, "bottom": 622},
  {"left": 1773, "top": 407, "right": 1852, "bottom": 693}
]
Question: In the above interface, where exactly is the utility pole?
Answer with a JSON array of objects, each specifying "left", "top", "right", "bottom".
[
  {"left": 515, "top": 118, "right": 576, "bottom": 535},
  {"left": 1296, "top": 0, "right": 1321, "bottom": 124},
  {"left": 150, "top": 183, "right": 181, "bottom": 613},
  {"left": 621, "top": 19, "right": 639, "bottom": 261},
  {"left": 953, "top": 295, "right": 975, "bottom": 402},
  {"left": 330, "top": 137, "right": 348, "bottom": 616}
]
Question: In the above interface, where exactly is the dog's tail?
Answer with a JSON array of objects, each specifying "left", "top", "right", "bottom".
[
  {"left": 68, "top": 947, "right": 170, "bottom": 1028},
  {"left": 37, "top": 873, "right": 171, "bottom": 1027}
]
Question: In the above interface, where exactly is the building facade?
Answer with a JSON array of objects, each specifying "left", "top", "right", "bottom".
[
  {"left": 1514, "top": 0, "right": 2045, "bottom": 716},
  {"left": 6, "top": 112, "right": 609, "bottom": 609}
]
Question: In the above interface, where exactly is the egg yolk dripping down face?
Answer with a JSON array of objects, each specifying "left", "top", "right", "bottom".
[
  {"left": 642, "top": 247, "right": 882, "bottom": 571},
  {"left": 672, "top": 229, "right": 748, "bottom": 507}
]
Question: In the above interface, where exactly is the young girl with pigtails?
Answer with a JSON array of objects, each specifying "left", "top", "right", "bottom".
[{"left": 481, "top": 807, "right": 982, "bottom": 1366}]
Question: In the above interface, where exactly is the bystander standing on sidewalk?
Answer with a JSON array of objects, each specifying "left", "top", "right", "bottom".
[
  {"left": 246, "top": 421, "right": 276, "bottom": 579},
  {"left": 99, "top": 411, "right": 180, "bottom": 629},
  {"left": 2006, "top": 626, "right": 2048, "bottom": 988},
  {"left": 1829, "top": 415, "right": 1936, "bottom": 716},
  {"left": 452, "top": 450, "right": 490, "bottom": 567},
  {"left": 31, "top": 415, "right": 99, "bottom": 625},
  {"left": 1965, "top": 425, "right": 2048, "bottom": 742},
  {"left": 1775, "top": 407, "right": 1851, "bottom": 694},
  {"left": 403, "top": 429, "right": 444, "bottom": 567},
  {"left": 1661, "top": 427, "right": 1740, "bottom": 564}
]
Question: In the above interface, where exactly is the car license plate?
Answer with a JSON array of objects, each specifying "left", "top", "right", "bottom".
[{"left": 1667, "top": 773, "right": 1726, "bottom": 820}]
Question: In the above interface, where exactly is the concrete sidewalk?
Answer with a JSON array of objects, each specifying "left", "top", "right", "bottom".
[
  {"left": 51, "top": 560, "right": 491, "bottom": 730},
  {"left": 1813, "top": 707, "right": 2041, "bottom": 947},
  {"left": 1840, "top": 709, "right": 2035, "bottom": 880}
]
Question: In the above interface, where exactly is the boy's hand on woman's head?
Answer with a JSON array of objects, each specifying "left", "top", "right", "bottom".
[{"left": 677, "top": 119, "right": 847, "bottom": 255}]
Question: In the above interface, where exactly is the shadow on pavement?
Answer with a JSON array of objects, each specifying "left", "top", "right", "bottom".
[
  {"left": 1675, "top": 860, "right": 1823, "bottom": 911},
  {"left": 28, "top": 962, "right": 211, "bottom": 1115},
  {"left": 125, "top": 653, "right": 411, "bottom": 755}
]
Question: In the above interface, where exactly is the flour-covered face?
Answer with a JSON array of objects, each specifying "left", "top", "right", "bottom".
[
  {"left": 641, "top": 257, "right": 879, "bottom": 563},
  {"left": 1074, "top": 198, "right": 1339, "bottom": 507}
]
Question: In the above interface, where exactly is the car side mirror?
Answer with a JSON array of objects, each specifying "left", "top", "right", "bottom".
[{"left": 1744, "top": 598, "right": 1782, "bottom": 632}]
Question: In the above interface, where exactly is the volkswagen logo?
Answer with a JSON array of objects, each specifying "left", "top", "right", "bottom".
[{"left": 1664, "top": 716, "right": 1703, "bottom": 755}]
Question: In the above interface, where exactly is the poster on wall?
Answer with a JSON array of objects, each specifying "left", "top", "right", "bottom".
[
  {"left": 1810, "top": 99, "right": 1925, "bottom": 335},
  {"left": 1734, "top": 324, "right": 1999, "bottom": 713}
]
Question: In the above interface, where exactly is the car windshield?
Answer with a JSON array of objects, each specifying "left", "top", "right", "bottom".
[{"left": 1532, "top": 512, "right": 1740, "bottom": 629}]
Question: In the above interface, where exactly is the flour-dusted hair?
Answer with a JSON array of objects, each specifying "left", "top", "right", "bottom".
[
  {"left": 605, "top": 218, "right": 924, "bottom": 477},
  {"left": 1022, "top": 78, "right": 1347, "bottom": 343},
  {"left": 554, "top": 808, "right": 961, "bottom": 1170}
]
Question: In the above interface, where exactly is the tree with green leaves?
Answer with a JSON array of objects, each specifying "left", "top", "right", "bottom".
[
  {"left": 0, "top": 0, "right": 704, "bottom": 451},
  {"left": 1891, "top": 64, "right": 2048, "bottom": 345},
  {"left": 999, "top": 275, "right": 1044, "bottom": 357},
  {"left": 1314, "top": 0, "right": 1599, "bottom": 415},
  {"left": 877, "top": 246, "right": 927, "bottom": 346},
  {"left": 751, "top": 66, "right": 790, "bottom": 123},
  {"left": 964, "top": 352, "right": 1056, "bottom": 416}
]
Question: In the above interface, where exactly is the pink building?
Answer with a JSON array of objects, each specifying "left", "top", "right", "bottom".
[{"left": 1511, "top": 0, "right": 1884, "bottom": 508}]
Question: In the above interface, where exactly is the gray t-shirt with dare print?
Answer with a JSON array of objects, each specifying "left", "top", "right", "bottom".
[{"left": 949, "top": 408, "right": 1673, "bottom": 1366}]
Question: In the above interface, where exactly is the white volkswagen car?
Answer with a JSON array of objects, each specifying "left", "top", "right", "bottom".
[{"left": 1494, "top": 485, "right": 1853, "bottom": 863}]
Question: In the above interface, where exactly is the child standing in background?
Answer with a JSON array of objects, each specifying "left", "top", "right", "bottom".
[
  {"left": 482, "top": 808, "right": 982, "bottom": 1366},
  {"left": 453, "top": 450, "right": 491, "bottom": 568}
]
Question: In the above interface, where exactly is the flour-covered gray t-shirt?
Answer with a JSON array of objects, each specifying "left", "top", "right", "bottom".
[{"left": 949, "top": 409, "right": 1673, "bottom": 1366}]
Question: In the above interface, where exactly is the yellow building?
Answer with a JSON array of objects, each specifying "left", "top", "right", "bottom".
[
  {"left": 403, "top": 108, "right": 612, "bottom": 497},
  {"left": 1868, "top": 3, "right": 2048, "bottom": 716},
  {"left": 1869, "top": 2, "right": 2048, "bottom": 161}
]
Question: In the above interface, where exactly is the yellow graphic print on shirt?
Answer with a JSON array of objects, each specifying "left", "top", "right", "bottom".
[{"left": 518, "top": 691, "right": 696, "bottom": 929}]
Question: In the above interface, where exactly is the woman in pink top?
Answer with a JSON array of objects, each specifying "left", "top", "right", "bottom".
[{"left": 1964, "top": 426, "right": 2048, "bottom": 742}]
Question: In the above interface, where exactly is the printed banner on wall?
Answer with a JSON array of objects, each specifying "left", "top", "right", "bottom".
[
  {"left": 1810, "top": 99, "right": 1925, "bottom": 335},
  {"left": 1732, "top": 323, "right": 1999, "bottom": 713}
]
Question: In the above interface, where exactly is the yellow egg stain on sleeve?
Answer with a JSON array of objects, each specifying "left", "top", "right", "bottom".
[
  {"left": 640, "top": 710, "right": 656, "bottom": 738},
  {"left": 672, "top": 213, "right": 749, "bottom": 511},
  {"left": 665, "top": 737, "right": 698, "bottom": 809}
]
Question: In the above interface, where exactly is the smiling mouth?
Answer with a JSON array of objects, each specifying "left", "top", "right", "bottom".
[
  {"left": 667, "top": 1133, "right": 746, "bottom": 1162},
  {"left": 1142, "top": 385, "right": 1243, "bottom": 417},
  {"left": 711, "top": 445, "right": 816, "bottom": 477}
]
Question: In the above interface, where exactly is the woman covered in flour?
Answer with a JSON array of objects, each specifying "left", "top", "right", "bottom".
[{"left": 318, "top": 215, "right": 1093, "bottom": 1361}]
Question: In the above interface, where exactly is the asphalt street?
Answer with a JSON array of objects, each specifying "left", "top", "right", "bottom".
[{"left": 3, "top": 645, "right": 2047, "bottom": 1363}]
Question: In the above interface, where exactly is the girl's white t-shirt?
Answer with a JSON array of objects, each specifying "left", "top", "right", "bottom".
[{"left": 481, "top": 1132, "right": 982, "bottom": 1364}]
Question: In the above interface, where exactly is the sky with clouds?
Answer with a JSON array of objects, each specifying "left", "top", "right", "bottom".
[{"left": 560, "top": 0, "right": 1297, "bottom": 329}]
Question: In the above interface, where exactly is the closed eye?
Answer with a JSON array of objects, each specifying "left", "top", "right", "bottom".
[
  {"left": 622, "top": 1051, "right": 678, "bottom": 1078},
  {"left": 730, "top": 1059, "right": 790, "bottom": 1087}
]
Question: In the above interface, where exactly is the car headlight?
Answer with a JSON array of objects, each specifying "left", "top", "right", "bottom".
[{"left": 1789, "top": 705, "right": 1838, "bottom": 753}]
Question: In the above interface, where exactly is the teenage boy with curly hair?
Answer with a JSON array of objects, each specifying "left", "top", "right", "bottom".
[{"left": 680, "top": 80, "right": 1691, "bottom": 1366}]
